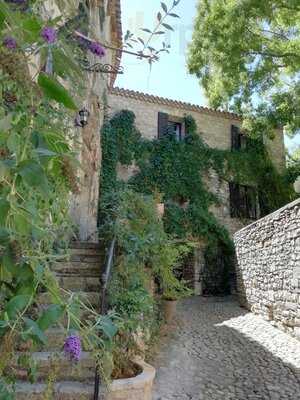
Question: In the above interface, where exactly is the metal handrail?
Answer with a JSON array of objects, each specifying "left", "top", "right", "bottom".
[{"left": 93, "top": 237, "right": 116, "bottom": 400}]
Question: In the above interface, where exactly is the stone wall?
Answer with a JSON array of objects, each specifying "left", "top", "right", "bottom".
[
  {"left": 108, "top": 89, "right": 287, "bottom": 295},
  {"left": 108, "top": 90, "right": 286, "bottom": 238},
  {"left": 234, "top": 198, "right": 300, "bottom": 339}
]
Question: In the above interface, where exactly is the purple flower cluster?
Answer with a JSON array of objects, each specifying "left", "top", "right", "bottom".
[
  {"left": 89, "top": 41, "right": 106, "bottom": 58},
  {"left": 63, "top": 335, "right": 82, "bottom": 362},
  {"left": 3, "top": 36, "right": 17, "bottom": 50},
  {"left": 41, "top": 27, "right": 57, "bottom": 44}
]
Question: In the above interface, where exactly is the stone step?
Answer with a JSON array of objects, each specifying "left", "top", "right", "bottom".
[
  {"left": 69, "top": 242, "right": 106, "bottom": 257},
  {"left": 14, "top": 351, "right": 95, "bottom": 382},
  {"left": 38, "top": 291, "right": 100, "bottom": 308},
  {"left": 15, "top": 381, "right": 94, "bottom": 400},
  {"left": 69, "top": 253, "right": 105, "bottom": 263},
  {"left": 57, "top": 275, "right": 101, "bottom": 292},
  {"left": 70, "top": 242, "right": 101, "bottom": 250},
  {"left": 52, "top": 261, "right": 102, "bottom": 277}
]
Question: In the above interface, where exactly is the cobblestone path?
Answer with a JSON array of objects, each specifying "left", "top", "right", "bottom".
[{"left": 153, "top": 297, "right": 300, "bottom": 400}]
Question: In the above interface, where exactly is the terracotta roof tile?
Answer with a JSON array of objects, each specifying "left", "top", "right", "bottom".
[
  {"left": 110, "top": 87, "right": 242, "bottom": 121},
  {"left": 110, "top": 0, "right": 122, "bottom": 87}
]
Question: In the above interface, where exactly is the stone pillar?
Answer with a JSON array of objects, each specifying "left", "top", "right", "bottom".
[{"left": 70, "top": 0, "right": 109, "bottom": 242}]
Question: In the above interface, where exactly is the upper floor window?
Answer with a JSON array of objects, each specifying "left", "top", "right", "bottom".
[
  {"left": 158, "top": 112, "right": 185, "bottom": 141},
  {"left": 231, "top": 125, "right": 247, "bottom": 150},
  {"left": 229, "top": 182, "right": 258, "bottom": 220}
]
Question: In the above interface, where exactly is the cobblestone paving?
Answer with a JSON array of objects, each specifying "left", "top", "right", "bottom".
[{"left": 153, "top": 297, "right": 300, "bottom": 400}]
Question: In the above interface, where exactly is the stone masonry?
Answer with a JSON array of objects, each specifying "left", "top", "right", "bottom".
[
  {"left": 108, "top": 87, "right": 287, "bottom": 295},
  {"left": 108, "top": 88, "right": 286, "bottom": 239},
  {"left": 234, "top": 198, "right": 300, "bottom": 339}
]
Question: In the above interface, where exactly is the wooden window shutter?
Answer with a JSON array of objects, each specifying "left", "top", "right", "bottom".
[
  {"left": 158, "top": 112, "right": 169, "bottom": 138},
  {"left": 231, "top": 125, "right": 240, "bottom": 150},
  {"left": 246, "top": 187, "right": 257, "bottom": 219},
  {"left": 229, "top": 182, "right": 240, "bottom": 217},
  {"left": 239, "top": 185, "right": 247, "bottom": 217}
]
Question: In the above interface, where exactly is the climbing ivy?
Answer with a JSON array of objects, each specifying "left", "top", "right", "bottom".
[{"left": 99, "top": 110, "right": 296, "bottom": 295}]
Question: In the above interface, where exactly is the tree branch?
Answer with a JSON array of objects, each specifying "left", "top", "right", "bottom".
[
  {"left": 245, "top": 50, "right": 300, "bottom": 59},
  {"left": 73, "top": 31, "right": 153, "bottom": 60}
]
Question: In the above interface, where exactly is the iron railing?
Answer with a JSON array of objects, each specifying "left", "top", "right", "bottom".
[{"left": 93, "top": 237, "right": 116, "bottom": 400}]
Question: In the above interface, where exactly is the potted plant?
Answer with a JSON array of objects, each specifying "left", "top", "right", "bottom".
[{"left": 161, "top": 285, "right": 192, "bottom": 324}]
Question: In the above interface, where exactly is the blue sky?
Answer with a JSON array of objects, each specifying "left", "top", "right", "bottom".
[{"left": 116, "top": 0, "right": 300, "bottom": 153}]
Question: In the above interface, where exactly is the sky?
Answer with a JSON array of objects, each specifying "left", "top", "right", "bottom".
[{"left": 116, "top": 0, "right": 300, "bottom": 153}]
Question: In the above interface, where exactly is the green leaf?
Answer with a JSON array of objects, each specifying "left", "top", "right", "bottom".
[
  {"left": 18, "top": 160, "right": 47, "bottom": 187},
  {"left": 0, "top": 114, "right": 13, "bottom": 132},
  {"left": 169, "top": 13, "right": 180, "bottom": 18},
  {"left": 5, "top": 294, "right": 31, "bottom": 319},
  {"left": 34, "top": 148, "right": 58, "bottom": 157},
  {"left": 24, "top": 317, "right": 47, "bottom": 344},
  {"left": 141, "top": 28, "right": 152, "bottom": 33},
  {"left": 44, "top": 132, "right": 70, "bottom": 154},
  {"left": 161, "top": 2, "right": 168, "bottom": 13},
  {"left": 0, "top": 199, "right": 9, "bottom": 226},
  {"left": 0, "top": 228, "right": 9, "bottom": 244},
  {"left": 7, "top": 132, "right": 21, "bottom": 154},
  {"left": 0, "top": 8, "right": 5, "bottom": 31},
  {"left": 14, "top": 213, "right": 31, "bottom": 236},
  {"left": 0, "top": 160, "right": 14, "bottom": 182},
  {"left": 100, "top": 316, "right": 118, "bottom": 340},
  {"left": 162, "top": 23, "right": 174, "bottom": 31},
  {"left": 38, "top": 73, "right": 77, "bottom": 110},
  {"left": 1, "top": 251, "right": 18, "bottom": 278},
  {"left": 22, "top": 16, "right": 42, "bottom": 42},
  {"left": 37, "top": 305, "right": 64, "bottom": 331},
  {"left": 52, "top": 48, "right": 82, "bottom": 80}
]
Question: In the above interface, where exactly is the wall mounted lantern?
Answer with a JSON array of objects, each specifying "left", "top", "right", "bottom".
[{"left": 75, "top": 107, "right": 90, "bottom": 127}]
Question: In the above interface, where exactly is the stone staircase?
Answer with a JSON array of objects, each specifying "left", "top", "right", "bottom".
[{"left": 14, "top": 243, "right": 105, "bottom": 400}]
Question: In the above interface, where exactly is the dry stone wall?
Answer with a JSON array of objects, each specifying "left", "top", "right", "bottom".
[{"left": 234, "top": 198, "right": 300, "bottom": 339}]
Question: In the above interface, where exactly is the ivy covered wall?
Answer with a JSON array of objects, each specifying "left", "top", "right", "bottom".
[{"left": 99, "top": 105, "right": 295, "bottom": 295}]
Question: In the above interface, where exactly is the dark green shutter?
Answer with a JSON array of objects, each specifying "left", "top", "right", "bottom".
[
  {"left": 158, "top": 112, "right": 169, "bottom": 138},
  {"left": 229, "top": 182, "right": 240, "bottom": 217},
  {"left": 231, "top": 125, "right": 240, "bottom": 150},
  {"left": 246, "top": 187, "right": 258, "bottom": 219}
]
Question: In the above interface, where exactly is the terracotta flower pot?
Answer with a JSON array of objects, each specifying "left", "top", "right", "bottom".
[{"left": 161, "top": 299, "right": 178, "bottom": 323}]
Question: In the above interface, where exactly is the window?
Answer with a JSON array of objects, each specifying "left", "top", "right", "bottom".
[
  {"left": 158, "top": 112, "right": 185, "bottom": 141},
  {"left": 168, "top": 121, "right": 183, "bottom": 141},
  {"left": 231, "top": 125, "right": 247, "bottom": 151},
  {"left": 229, "top": 183, "right": 258, "bottom": 219}
]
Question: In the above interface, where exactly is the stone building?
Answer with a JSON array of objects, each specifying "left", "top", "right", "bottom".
[
  {"left": 69, "top": 0, "right": 122, "bottom": 242},
  {"left": 107, "top": 87, "right": 286, "bottom": 294}
]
